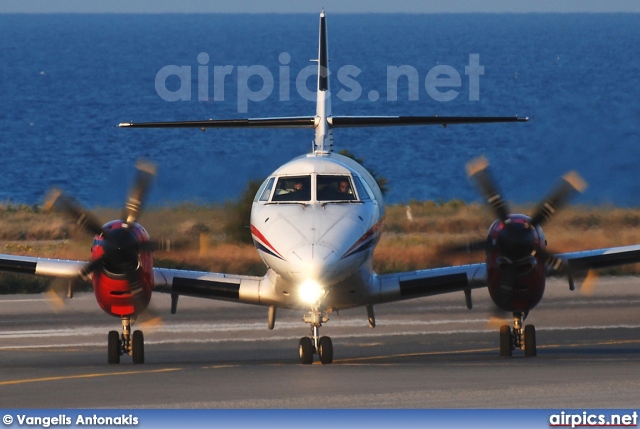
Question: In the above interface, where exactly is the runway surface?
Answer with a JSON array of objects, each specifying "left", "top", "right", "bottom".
[{"left": 0, "top": 277, "right": 638, "bottom": 408}]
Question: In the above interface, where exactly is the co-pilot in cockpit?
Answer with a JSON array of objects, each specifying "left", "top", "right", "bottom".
[
  {"left": 316, "top": 175, "right": 355, "bottom": 201},
  {"left": 272, "top": 176, "right": 312, "bottom": 202}
]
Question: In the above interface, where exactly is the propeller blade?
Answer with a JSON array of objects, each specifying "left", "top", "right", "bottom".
[
  {"left": 486, "top": 305, "right": 511, "bottom": 329},
  {"left": 579, "top": 269, "right": 599, "bottom": 296},
  {"left": 45, "top": 189, "right": 105, "bottom": 236},
  {"left": 124, "top": 160, "right": 157, "bottom": 224},
  {"left": 137, "top": 310, "right": 163, "bottom": 329},
  {"left": 45, "top": 280, "right": 67, "bottom": 312},
  {"left": 45, "top": 278, "right": 82, "bottom": 312},
  {"left": 465, "top": 156, "right": 510, "bottom": 222},
  {"left": 537, "top": 248, "right": 567, "bottom": 272},
  {"left": 539, "top": 248, "right": 599, "bottom": 293},
  {"left": 80, "top": 256, "right": 104, "bottom": 278},
  {"left": 138, "top": 237, "right": 192, "bottom": 253},
  {"left": 530, "top": 171, "right": 587, "bottom": 227},
  {"left": 123, "top": 265, "right": 158, "bottom": 322}
]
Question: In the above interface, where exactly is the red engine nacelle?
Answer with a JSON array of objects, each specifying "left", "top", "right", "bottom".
[
  {"left": 486, "top": 214, "right": 547, "bottom": 313},
  {"left": 91, "top": 220, "right": 154, "bottom": 318}
]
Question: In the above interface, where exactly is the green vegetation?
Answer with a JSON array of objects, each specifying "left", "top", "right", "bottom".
[
  {"left": 223, "top": 179, "right": 262, "bottom": 244},
  {"left": 0, "top": 273, "right": 52, "bottom": 294}
]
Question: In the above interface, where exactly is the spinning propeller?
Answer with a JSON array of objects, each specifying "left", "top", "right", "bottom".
[
  {"left": 448, "top": 156, "right": 589, "bottom": 288},
  {"left": 45, "top": 160, "right": 157, "bottom": 292}
]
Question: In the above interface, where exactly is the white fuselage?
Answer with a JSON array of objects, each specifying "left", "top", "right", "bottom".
[{"left": 250, "top": 151, "right": 384, "bottom": 311}]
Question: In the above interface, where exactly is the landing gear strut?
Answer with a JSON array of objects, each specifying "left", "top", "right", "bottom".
[
  {"left": 499, "top": 312, "right": 536, "bottom": 358},
  {"left": 299, "top": 308, "right": 333, "bottom": 364},
  {"left": 108, "top": 316, "right": 144, "bottom": 364}
]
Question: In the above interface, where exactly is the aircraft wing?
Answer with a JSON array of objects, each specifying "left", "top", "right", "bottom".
[
  {"left": 2, "top": 244, "right": 639, "bottom": 310},
  {"left": 0, "top": 254, "right": 86, "bottom": 278},
  {"left": 152, "top": 267, "right": 266, "bottom": 306},
  {"left": 553, "top": 244, "right": 640, "bottom": 273},
  {"left": 376, "top": 263, "right": 487, "bottom": 307},
  {"left": 0, "top": 253, "right": 269, "bottom": 307},
  {"left": 374, "top": 243, "right": 640, "bottom": 306}
]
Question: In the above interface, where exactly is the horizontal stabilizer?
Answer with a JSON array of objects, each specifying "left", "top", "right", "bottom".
[
  {"left": 329, "top": 116, "right": 528, "bottom": 128},
  {"left": 120, "top": 115, "right": 528, "bottom": 130},
  {"left": 119, "top": 117, "right": 316, "bottom": 129}
]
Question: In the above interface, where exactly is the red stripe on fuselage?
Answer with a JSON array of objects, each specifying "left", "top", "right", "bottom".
[
  {"left": 342, "top": 220, "right": 382, "bottom": 258},
  {"left": 250, "top": 224, "right": 284, "bottom": 259}
]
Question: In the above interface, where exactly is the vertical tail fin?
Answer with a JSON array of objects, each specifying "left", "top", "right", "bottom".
[
  {"left": 318, "top": 10, "right": 329, "bottom": 92},
  {"left": 314, "top": 9, "right": 333, "bottom": 153}
]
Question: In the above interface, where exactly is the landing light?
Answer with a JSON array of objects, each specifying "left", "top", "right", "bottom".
[{"left": 299, "top": 280, "right": 325, "bottom": 304}]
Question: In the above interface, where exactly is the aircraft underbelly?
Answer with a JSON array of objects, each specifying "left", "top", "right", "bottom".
[{"left": 252, "top": 259, "right": 376, "bottom": 311}]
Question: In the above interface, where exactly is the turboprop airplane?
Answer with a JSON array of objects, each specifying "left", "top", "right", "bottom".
[{"left": 2, "top": 11, "right": 640, "bottom": 364}]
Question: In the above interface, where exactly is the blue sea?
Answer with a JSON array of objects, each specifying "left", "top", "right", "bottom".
[{"left": 1, "top": 13, "right": 639, "bottom": 208}]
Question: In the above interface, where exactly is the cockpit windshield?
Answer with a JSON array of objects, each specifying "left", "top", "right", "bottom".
[
  {"left": 317, "top": 175, "right": 356, "bottom": 201},
  {"left": 271, "top": 175, "right": 311, "bottom": 202},
  {"left": 263, "top": 174, "right": 370, "bottom": 203}
]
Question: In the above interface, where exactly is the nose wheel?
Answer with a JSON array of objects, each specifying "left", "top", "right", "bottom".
[
  {"left": 108, "top": 316, "right": 145, "bottom": 364},
  {"left": 499, "top": 312, "right": 536, "bottom": 357},
  {"left": 299, "top": 309, "right": 333, "bottom": 364}
]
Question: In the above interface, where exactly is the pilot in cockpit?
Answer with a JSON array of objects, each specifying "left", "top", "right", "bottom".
[
  {"left": 338, "top": 179, "right": 350, "bottom": 195},
  {"left": 273, "top": 176, "right": 311, "bottom": 201},
  {"left": 316, "top": 176, "right": 354, "bottom": 201},
  {"left": 336, "top": 179, "right": 355, "bottom": 200}
]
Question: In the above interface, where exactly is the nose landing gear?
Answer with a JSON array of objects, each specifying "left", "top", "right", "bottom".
[{"left": 299, "top": 309, "right": 333, "bottom": 364}]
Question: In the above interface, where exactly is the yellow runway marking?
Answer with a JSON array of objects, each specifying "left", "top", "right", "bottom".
[
  {"left": 0, "top": 367, "right": 181, "bottom": 386},
  {"left": 539, "top": 338, "right": 640, "bottom": 349},
  {"left": 336, "top": 338, "right": 640, "bottom": 364},
  {"left": 200, "top": 364, "right": 238, "bottom": 369},
  {"left": 335, "top": 347, "right": 498, "bottom": 363}
]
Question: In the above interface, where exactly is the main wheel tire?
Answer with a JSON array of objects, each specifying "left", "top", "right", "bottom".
[
  {"left": 108, "top": 330, "right": 120, "bottom": 364},
  {"left": 298, "top": 337, "right": 314, "bottom": 364},
  {"left": 524, "top": 324, "right": 537, "bottom": 357},
  {"left": 132, "top": 330, "right": 144, "bottom": 364},
  {"left": 318, "top": 336, "right": 333, "bottom": 364},
  {"left": 499, "top": 325, "right": 512, "bottom": 357}
]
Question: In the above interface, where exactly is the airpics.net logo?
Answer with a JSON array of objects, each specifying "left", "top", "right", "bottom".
[
  {"left": 154, "top": 52, "right": 484, "bottom": 113},
  {"left": 549, "top": 411, "right": 638, "bottom": 428}
]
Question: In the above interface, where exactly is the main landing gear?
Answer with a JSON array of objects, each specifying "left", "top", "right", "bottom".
[
  {"left": 299, "top": 308, "right": 333, "bottom": 365},
  {"left": 108, "top": 316, "right": 145, "bottom": 364},
  {"left": 499, "top": 311, "right": 536, "bottom": 358}
]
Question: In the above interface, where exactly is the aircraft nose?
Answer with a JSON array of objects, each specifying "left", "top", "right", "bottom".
[{"left": 287, "top": 243, "right": 341, "bottom": 285}]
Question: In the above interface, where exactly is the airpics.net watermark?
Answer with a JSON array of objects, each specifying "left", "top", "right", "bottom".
[{"left": 155, "top": 52, "right": 484, "bottom": 113}]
